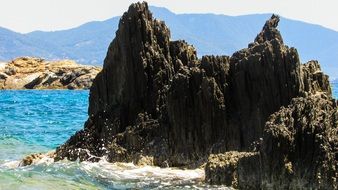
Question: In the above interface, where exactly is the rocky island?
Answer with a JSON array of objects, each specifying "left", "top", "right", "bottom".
[
  {"left": 22, "top": 2, "right": 336, "bottom": 189},
  {"left": 0, "top": 57, "right": 101, "bottom": 89}
]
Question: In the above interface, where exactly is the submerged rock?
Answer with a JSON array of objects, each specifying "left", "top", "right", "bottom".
[
  {"left": 0, "top": 57, "right": 101, "bottom": 89},
  {"left": 20, "top": 152, "right": 55, "bottom": 167},
  {"left": 54, "top": 2, "right": 337, "bottom": 189}
]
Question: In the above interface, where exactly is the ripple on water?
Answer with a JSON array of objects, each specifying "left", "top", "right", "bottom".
[{"left": 0, "top": 90, "right": 89, "bottom": 149}]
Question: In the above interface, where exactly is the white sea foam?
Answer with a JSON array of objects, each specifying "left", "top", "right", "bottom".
[
  {"left": 0, "top": 154, "right": 231, "bottom": 189},
  {"left": 81, "top": 159, "right": 205, "bottom": 182},
  {"left": 0, "top": 160, "right": 21, "bottom": 169},
  {"left": 76, "top": 160, "right": 221, "bottom": 189}
]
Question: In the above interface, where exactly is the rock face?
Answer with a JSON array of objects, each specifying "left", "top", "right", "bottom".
[
  {"left": 54, "top": 2, "right": 337, "bottom": 189},
  {"left": 0, "top": 57, "right": 101, "bottom": 89}
]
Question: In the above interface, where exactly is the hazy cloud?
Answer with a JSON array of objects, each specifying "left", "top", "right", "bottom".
[{"left": 1, "top": 0, "right": 337, "bottom": 33}]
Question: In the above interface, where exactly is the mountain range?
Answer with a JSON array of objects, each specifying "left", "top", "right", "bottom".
[{"left": 0, "top": 6, "right": 337, "bottom": 79}]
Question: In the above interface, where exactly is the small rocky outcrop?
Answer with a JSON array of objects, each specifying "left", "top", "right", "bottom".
[
  {"left": 20, "top": 152, "right": 55, "bottom": 167},
  {"left": 0, "top": 57, "right": 101, "bottom": 89},
  {"left": 302, "top": 60, "right": 332, "bottom": 95},
  {"left": 53, "top": 2, "right": 337, "bottom": 189}
]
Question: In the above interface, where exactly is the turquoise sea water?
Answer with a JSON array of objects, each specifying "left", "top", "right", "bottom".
[
  {"left": 0, "top": 90, "right": 88, "bottom": 162},
  {"left": 0, "top": 85, "right": 337, "bottom": 190},
  {"left": 333, "top": 83, "right": 338, "bottom": 99}
]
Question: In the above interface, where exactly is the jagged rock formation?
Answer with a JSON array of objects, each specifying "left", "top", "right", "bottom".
[
  {"left": 54, "top": 2, "right": 337, "bottom": 189},
  {"left": 0, "top": 57, "right": 101, "bottom": 89}
]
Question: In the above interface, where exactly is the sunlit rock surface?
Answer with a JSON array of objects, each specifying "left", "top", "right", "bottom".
[{"left": 0, "top": 57, "right": 101, "bottom": 89}]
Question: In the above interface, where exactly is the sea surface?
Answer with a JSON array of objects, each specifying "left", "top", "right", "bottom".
[
  {"left": 333, "top": 83, "right": 338, "bottom": 99},
  {"left": 0, "top": 85, "right": 337, "bottom": 190},
  {"left": 0, "top": 90, "right": 227, "bottom": 190}
]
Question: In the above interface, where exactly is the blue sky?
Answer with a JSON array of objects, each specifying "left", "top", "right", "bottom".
[{"left": 1, "top": 0, "right": 337, "bottom": 33}]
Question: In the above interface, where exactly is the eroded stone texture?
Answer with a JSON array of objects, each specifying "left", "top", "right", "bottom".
[
  {"left": 167, "top": 55, "right": 230, "bottom": 166},
  {"left": 228, "top": 15, "right": 303, "bottom": 149},
  {"left": 205, "top": 152, "right": 258, "bottom": 188},
  {"left": 301, "top": 60, "right": 332, "bottom": 95}
]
